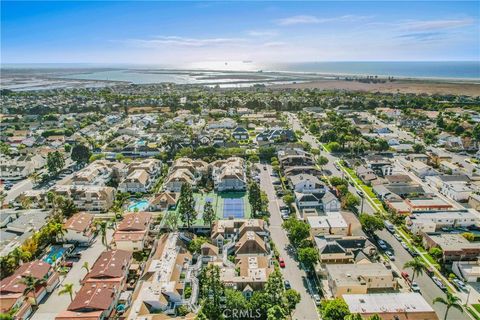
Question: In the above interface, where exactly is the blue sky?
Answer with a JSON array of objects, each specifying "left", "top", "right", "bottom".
[{"left": 1, "top": 1, "right": 479, "bottom": 65}]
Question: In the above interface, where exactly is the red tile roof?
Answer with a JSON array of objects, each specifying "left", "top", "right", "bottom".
[
  {"left": 84, "top": 250, "right": 131, "bottom": 282},
  {"left": 0, "top": 261, "right": 52, "bottom": 294},
  {"left": 67, "top": 281, "right": 119, "bottom": 312},
  {"left": 116, "top": 212, "right": 152, "bottom": 232},
  {"left": 64, "top": 212, "right": 94, "bottom": 232}
]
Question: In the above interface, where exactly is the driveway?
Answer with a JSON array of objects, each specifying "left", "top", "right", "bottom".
[
  {"left": 32, "top": 229, "right": 113, "bottom": 320},
  {"left": 259, "top": 164, "right": 319, "bottom": 320}
]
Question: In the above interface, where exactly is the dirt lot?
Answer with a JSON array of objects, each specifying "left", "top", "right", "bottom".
[{"left": 271, "top": 79, "right": 480, "bottom": 96}]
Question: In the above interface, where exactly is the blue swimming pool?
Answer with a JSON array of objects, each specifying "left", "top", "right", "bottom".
[
  {"left": 128, "top": 199, "right": 150, "bottom": 212},
  {"left": 44, "top": 246, "right": 68, "bottom": 265}
]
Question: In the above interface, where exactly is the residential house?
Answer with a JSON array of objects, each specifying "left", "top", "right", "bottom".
[
  {"left": 469, "top": 193, "right": 480, "bottom": 210},
  {"left": 406, "top": 153, "right": 429, "bottom": 163},
  {"left": 325, "top": 263, "right": 396, "bottom": 297},
  {"left": 410, "top": 161, "right": 437, "bottom": 179},
  {"left": 422, "top": 233, "right": 480, "bottom": 262},
  {"left": 314, "top": 236, "right": 377, "bottom": 264},
  {"left": 307, "top": 212, "right": 350, "bottom": 237},
  {"left": 149, "top": 192, "right": 178, "bottom": 211},
  {"left": 112, "top": 212, "right": 153, "bottom": 252},
  {"left": 63, "top": 212, "right": 95, "bottom": 244},
  {"left": 289, "top": 174, "right": 326, "bottom": 193},
  {"left": 211, "top": 157, "right": 247, "bottom": 192},
  {"left": 439, "top": 160, "right": 461, "bottom": 174},
  {"left": 0, "top": 260, "right": 60, "bottom": 316},
  {"left": 235, "top": 231, "right": 269, "bottom": 256},
  {"left": 52, "top": 185, "right": 115, "bottom": 212},
  {"left": 232, "top": 127, "right": 249, "bottom": 140},
  {"left": 343, "top": 293, "right": 438, "bottom": 320},
  {"left": 211, "top": 219, "right": 268, "bottom": 248},
  {"left": 220, "top": 255, "right": 274, "bottom": 293},
  {"left": 164, "top": 158, "right": 208, "bottom": 192},
  {"left": 365, "top": 157, "right": 393, "bottom": 177},
  {"left": 256, "top": 128, "right": 295, "bottom": 144},
  {"left": 295, "top": 190, "right": 341, "bottom": 213}
]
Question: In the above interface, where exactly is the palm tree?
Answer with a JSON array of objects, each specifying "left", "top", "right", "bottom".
[
  {"left": 403, "top": 257, "right": 427, "bottom": 282},
  {"left": 17, "top": 275, "right": 46, "bottom": 305},
  {"left": 433, "top": 292, "right": 463, "bottom": 320},
  {"left": 95, "top": 221, "right": 109, "bottom": 249},
  {"left": 82, "top": 261, "right": 90, "bottom": 274},
  {"left": 58, "top": 283, "right": 74, "bottom": 302}
]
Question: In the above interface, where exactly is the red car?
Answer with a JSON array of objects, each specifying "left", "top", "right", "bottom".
[{"left": 279, "top": 257, "right": 286, "bottom": 268}]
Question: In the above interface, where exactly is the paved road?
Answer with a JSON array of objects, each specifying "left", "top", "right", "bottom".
[
  {"left": 376, "top": 229, "right": 468, "bottom": 320},
  {"left": 32, "top": 230, "right": 113, "bottom": 320},
  {"left": 289, "top": 112, "right": 469, "bottom": 320},
  {"left": 4, "top": 179, "right": 33, "bottom": 202},
  {"left": 258, "top": 164, "right": 319, "bottom": 320}
]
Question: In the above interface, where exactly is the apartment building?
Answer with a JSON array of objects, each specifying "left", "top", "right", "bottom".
[
  {"left": 63, "top": 212, "right": 95, "bottom": 244},
  {"left": 112, "top": 212, "right": 153, "bottom": 252},
  {"left": 211, "top": 157, "right": 247, "bottom": 192},
  {"left": 325, "top": 263, "right": 396, "bottom": 297},
  {"left": 53, "top": 185, "right": 115, "bottom": 212},
  {"left": 406, "top": 210, "right": 479, "bottom": 235},
  {"left": 124, "top": 232, "right": 194, "bottom": 319}
]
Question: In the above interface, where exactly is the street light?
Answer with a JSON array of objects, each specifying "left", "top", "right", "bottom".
[{"left": 360, "top": 193, "right": 365, "bottom": 214}]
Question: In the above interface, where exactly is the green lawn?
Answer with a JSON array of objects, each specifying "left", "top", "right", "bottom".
[{"left": 473, "top": 304, "right": 480, "bottom": 313}]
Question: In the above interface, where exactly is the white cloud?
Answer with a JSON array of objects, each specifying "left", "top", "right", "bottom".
[
  {"left": 275, "top": 15, "right": 322, "bottom": 26},
  {"left": 125, "top": 36, "right": 245, "bottom": 48},
  {"left": 275, "top": 14, "right": 372, "bottom": 26},
  {"left": 401, "top": 18, "right": 475, "bottom": 31},
  {"left": 247, "top": 30, "right": 278, "bottom": 37}
]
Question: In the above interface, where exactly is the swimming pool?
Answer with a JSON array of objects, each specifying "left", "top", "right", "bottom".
[
  {"left": 128, "top": 199, "right": 150, "bottom": 212},
  {"left": 43, "top": 246, "right": 68, "bottom": 265}
]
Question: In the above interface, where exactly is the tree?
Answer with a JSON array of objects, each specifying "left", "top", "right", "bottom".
[
  {"left": 58, "top": 283, "right": 74, "bottom": 302},
  {"left": 345, "top": 314, "right": 363, "bottom": 320},
  {"left": 320, "top": 298, "right": 351, "bottom": 320},
  {"left": 297, "top": 247, "right": 319, "bottom": 270},
  {"left": 317, "top": 156, "right": 329, "bottom": 166},
  {"left": 265, "top": 269, "right": 286, "bottom": 311},
  {"left": 461, "top": 232, "right": 475, "bottom": 242},
  {"left": 82, "top": 261, "right": 90, "bottom": 274},
  {"left": 71, "top": 144, "right": 92, "bottom": 164},
  {"left": 60, "top": 198, "right": 78, "bottom": 218},
  {"left": 429, "top": 247, "right": 443, "bottom": 261},
  {"left": 199, "top": 265, "right": 225, "bottom": 320},
  {"left": 178, "top": 183, "right": 196, "bottom": 230},
  {"left": 433, "top": 292, "right": 463, "bottom": 320},
  {"left": 248, "top": 181, "right": 263, "bottom": 216},
  {"left": 18, "top": 275, "right": 46, "bottom": 305},
  {"left": 282, "top": 218, "right": 310, "bottom": 248},
  {"left": 342, "top": 192, "right": 360, "bottom": 211},
  {"left": 224, "top": 288, "right": 249, "bottom": 314},
  {"left": 95, "top": 221, "right": 109, "bottom": 249},
  {"left": 188, "top": 237, "right": 208, "bottom": 254},
  {"left": 282, "top": 193, "right": 295, "bottom": 207},
  {"left": 267, "top": 305, "right": 286, "bottom": 320},
  {"left": 412, "top": 144, "right": 425, "bottom": 153},
  {"left": 9, "top": 247, "right": 31, "bottom": 266},
  {"left": 359, "top": 213, "right": 384, "bottom": 235},
  {"left": 403, "top": 257, "right": 427, "bottom": 282},
  {"left": 285, "top": 289, "right": 301, "bottom": 316},
  {"left": 47, "top": 151, "right": 65, "bottom": 176},
  {"left": 202, "top": 201, "right": 216, "bottom": 230}
]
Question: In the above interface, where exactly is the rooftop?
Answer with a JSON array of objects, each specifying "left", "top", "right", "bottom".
[{"left": 343, "top": 293, "right": 435, "bottom": 315}]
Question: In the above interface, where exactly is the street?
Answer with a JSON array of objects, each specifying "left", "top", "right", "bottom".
[
  {"left": 258, "top": 164, "right": 320, "bottom": 320},
  {"left": 288, "top": 112, "right": 469, "bottom": 320}
]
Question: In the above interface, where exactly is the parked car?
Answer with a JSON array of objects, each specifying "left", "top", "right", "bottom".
[
  {"left": 411, "top": 281, "right": 421, "bottom": 293},
  {"left": 452, "top": 278, "right": 467, "bottom": 291},
  {"left": 263, "top": 166, "right": 267, "bottom": 171},
  {"left": 400, "top": 241, "right": 409, "bottom": 249},
  {"left": 401, "top": 271, "right": 410, "bottom": 282},
  {"left": 313, "top": 294, "right": 321, "bottom": 306},
  {"left": 393, "top": 233, "right": 402, "bottom": 241},
  {"left": 279, "top": 257, "right": 286, "bottom": 268},
  {"left": 407, "top": 247, "right": 418, "bottom": 257},
  {"left": 284, "top": 280, "right": 291, "bottom": 289},
  {"left": 272, "top": 179, "right": 281, "bottom": 185},
  {"left": 378, "top": 240, "right": 387, "bottom": 250},
  {"left": 385, "top": 251, "right": 395, "bottom": 261},
  {"left": 281, "top": 213, "right": 290, "bottom": 220},
  {"left": 432, "top": 276, "right": 446, "bottom": 291}
]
